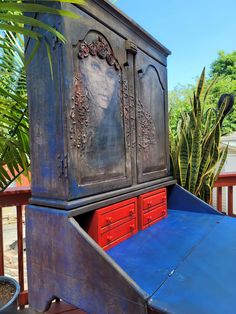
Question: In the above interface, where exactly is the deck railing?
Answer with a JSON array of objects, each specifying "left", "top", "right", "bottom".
[
  {"left": 0, "top": 187, "right": 31, "bottom": 308},
  {"left": 214, "top": 173, "right": 236, "bottom": 217},
  {"left": 0, "top": 174, "right": 235, "bottom": 308}
]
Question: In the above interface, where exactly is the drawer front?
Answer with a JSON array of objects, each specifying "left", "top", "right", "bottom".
[
  {"left": 140, "top": 188, "right": 167, "bottom": 210},
  {"left": 143, "top": 192, "right": 166, "bottom": 210},
  {"left": 99, "top": 202, "right": 137, "bottom": 228},
  {"left": 101, "top": 218, "right": 137, "bottom": 249},
  {"left": 143, "top": 205, "right": 167, "bottom": 229}
]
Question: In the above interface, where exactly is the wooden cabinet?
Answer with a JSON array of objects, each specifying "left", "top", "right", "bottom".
[{"left": 26, "top": 1, "right": 173, "bottom": 210}]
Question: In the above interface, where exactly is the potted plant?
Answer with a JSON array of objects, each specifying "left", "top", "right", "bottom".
[{"left": 0, "top": 276, "right": 20, "bottom": 313}]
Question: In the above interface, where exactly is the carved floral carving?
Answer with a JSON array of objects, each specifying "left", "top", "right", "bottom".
[
  {"left": 121, "top": 77, "right": 131, "bottom": 149},
  {"left": 137, "top": 100, "right": 156, "bottom": 150},
  {"left": 70, "top": 74, "right": 90, "bottom": 155},
  {"left": 78, "top": 36, "right": 120, "bottom": 70}
]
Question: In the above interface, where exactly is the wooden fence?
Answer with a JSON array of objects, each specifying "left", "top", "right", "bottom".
[{"left": 0, "top": 187, "right": 31, "bottom": 307}]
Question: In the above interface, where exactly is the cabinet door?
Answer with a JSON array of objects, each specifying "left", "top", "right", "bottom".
[
  {"left": 68, "top": 15, "right": 132, "bottom": 199},
  {"left": 135, "top": 50, "right": 169, "bottom": 183}
]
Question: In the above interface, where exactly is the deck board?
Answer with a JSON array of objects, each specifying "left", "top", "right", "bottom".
[{"left": 18, "top": 301, "right": 87, "bottom": 313}]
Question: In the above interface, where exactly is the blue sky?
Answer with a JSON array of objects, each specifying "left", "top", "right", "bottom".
[{"left": 114, "top": 0, "right": 236, "bottom": 90}]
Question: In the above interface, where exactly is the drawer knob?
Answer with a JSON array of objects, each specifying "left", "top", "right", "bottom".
[
  {"left": 106, "top": 217, "right": 113, "bottom": 224},
  {"left": 130, "top": 224, "right": 135, "bottom": 231},
  {"left": 129, "top": 209, "right": 135, "bottom": 215},
  {"left": 106, "top": 235, "right": 113, "bottom": 242},
  {"left": 162, "top": 196, "right": 166, "bottom": 202},
  {"left": 162, "top": 210, "right": 166, "bottom": 216},
  {"left": 147, "top": 201, "right": 152, "bottom": 207},
  {"left": 148, "top": 216, "right": 152, "bottom": 221}
]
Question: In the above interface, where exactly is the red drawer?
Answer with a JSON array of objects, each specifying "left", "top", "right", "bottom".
[
  {"left": 142, "top": 205, "right": 167, "bottom": 229},
  {"left": 83, "top": 198, "right": 138, "bottom": 249},
  {"left": 138, "top": 188, "right": 167, "bottom": 230},
  {"left": 100, "top": 203, "right": 136, "bottom": 228},
  {"left": 101, "top": 218, "right": 137, "bottom": 250},
  {"left": 142, "top": 189, "right": 167, "bottom": 210}
]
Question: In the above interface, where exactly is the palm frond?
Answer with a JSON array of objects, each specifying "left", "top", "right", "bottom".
[{"left": 0, "top": 0, "right": 86, "bottom": 191}]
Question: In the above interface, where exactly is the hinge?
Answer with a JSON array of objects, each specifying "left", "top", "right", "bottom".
[{"left": 57, "top": 154, "right": 68, "bottom": 178}]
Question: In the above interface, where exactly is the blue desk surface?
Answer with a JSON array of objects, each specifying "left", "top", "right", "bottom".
[{"left": 108, "top": 209, "right": 236, "bottom": 314}]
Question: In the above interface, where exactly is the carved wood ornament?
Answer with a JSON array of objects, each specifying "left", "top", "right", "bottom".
[
  {"left": 78, "top": 36, "right": 120, "bottom": 71},
  {"left": 70, "top": 33, "right": 130, "bottom": 169}
]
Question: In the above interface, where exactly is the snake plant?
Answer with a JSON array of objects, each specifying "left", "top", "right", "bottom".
[{"left": 170, "top": 68, "right": 234, "bottom": 203}]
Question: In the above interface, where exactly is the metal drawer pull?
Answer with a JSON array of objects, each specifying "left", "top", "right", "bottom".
[
  {"left": 106, "top": 235, "right": 113, "bottom": 242},
  {"left": 106, "top": 217, "right": 113, "bottom": 224},
  {"left": 130, "top": 224, "right": 135, "bottom": 231}
]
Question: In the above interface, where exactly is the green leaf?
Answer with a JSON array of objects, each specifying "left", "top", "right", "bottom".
[
  {"left": 178, "top": 130, "right": 189, "bottom": 186},
  {"left": 0, "top": 3, "right": 80, "bottom": 19},
  {"left": 0, "top": 165, "right": 12, "bottom": 182},
  {"left": 189, "top": 126, "right": 202, "bottom": 193},
  {"left": 198, "top": 128, "right": 215, "bottom": 180},
  {"left": 24, "top": 40, "right": 40, "bottom": 67},
  {"left": 196, "top": 67, "right": 205, "bottom": 99},
  {"left": 203, "top": 77, "right": 218, "bottom": 103},
  {"left": 0, "top": 23, "right": 42, "bottom": 40},
  {"left": 45, "top": 40, "right": 53, "bottom": 79},
  {"left": 213, "top": 145, "right": 228, "bottom": 184},
  {"left": 0, "top": 14, "right": 66, "bottom": 43}
]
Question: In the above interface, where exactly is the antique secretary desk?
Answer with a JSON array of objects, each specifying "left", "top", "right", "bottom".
[{"left": 25, "top": 1, "right": 236, "bottom": 314}]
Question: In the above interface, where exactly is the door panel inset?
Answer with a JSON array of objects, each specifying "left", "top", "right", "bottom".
[
  {"left": 69, "top": 29, "right": 132, "bottom": 198},
  {"left": 136, "top": 51, "right": 168, "bottom": 183}
]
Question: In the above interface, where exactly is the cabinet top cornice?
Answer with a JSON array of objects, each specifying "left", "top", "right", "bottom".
[{"left": 74, "top": 0, "right": 171, "bottom": 57}]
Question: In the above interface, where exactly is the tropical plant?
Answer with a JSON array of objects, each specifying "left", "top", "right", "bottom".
[
  {"left": 0, "top": 0, "right": 85, "bottom": 191},
  {"left": 169, "top": 50, "right": 236, "bottom": 136},
  {"left": 170, "top": 68, "right": 234, "bottom": 203}
]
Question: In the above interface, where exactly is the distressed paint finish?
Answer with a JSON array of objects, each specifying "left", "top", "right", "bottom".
[
  {"left": 25, "top": 1, "right": 174, "bottom": 313},
  {"left": 136, "top": 50, "right": 169, "bottom": 183},
  {"left": 108, "top": 208, "right": 236, "bottom": 314},
  {"left": 71, "top": 33, "right": 130, "bottom": 188},
  {"left": 168, "top": 184, "right": 222, "bottom": 215},
  {"left": 149, "top": 214, "right": 236, "bottom": 314},
  {"left": 25, "top": 0, "right": 172, "bottom": 209},
  {"left": 26, "top": 205, "right": 148, "bottom": 314}
]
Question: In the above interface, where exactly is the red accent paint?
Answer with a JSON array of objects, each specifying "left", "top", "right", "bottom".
[
  {"left": 18, "top": 291, "right": 28, "bottom": 308},
  {"left": 84, "top": 198, "right": 138, "bottom": 250},
  {"left": 138, "top": 188, "right": 167, "bottom": 230},
  {"left": 83, "top": 189, "right": 168, "bottom": 249}
]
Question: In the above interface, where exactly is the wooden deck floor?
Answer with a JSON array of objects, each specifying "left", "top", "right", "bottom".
[{"left": 18, "top": 301, "right": 87, "bottom": 313}]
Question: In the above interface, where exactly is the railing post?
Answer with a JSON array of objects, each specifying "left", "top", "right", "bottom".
[
  {"left": 228, "top": 186, "right": 233, "bottom": 216},
  {"left": 17, "top": 205, "right": 24, "bottom": 292},
  {"left": 217, "top": 187, "right": 223, "bottom": 212},
  {"left": 0, "top": 207, "right": 4, "bottom": 275}
]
